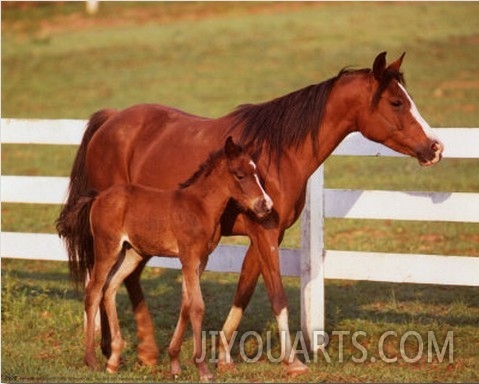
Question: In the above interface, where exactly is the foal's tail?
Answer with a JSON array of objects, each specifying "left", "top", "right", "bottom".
[{"left": 56, "top": 109, "right": 115, "bottom": 289}]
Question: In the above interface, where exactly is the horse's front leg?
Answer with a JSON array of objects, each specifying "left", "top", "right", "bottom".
[
  {"left": 123, "top": 255, "right": 159, "bottom": 366},
  {"left": 254, "top": 229, "right": 309, "bottom": 376},
  {"left": 217, "top": 245, "right": 260, "bottom": 372}
]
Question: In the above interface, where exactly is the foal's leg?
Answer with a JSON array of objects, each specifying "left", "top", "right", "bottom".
[
  {"left": 168, "top": 258, "right": 211, "bottom": 381},
  {"left": 84, "top": 249, "right": 120, "bottom": 370},
  {"left": 168, "top": 278, "right": 190, "bottom": 377},
  {"left": 103, "top": 250, "right": 144, "bottom": 373},
  {"left": 100, "top": 260, "right": 157, "bottom": 365},
  {"left": 183, "top": 260, "right": 211, "bottom": 381},
  {"left": 123, "top": 255, "right": 159, "bottom": 366}
]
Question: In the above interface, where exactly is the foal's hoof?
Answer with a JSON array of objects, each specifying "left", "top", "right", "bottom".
[
  {"left": 199, "top": 371, "right": 214, "bottom": 382},
  {"left": 106, "top": 362, "right": 119, "bottom": 374},
  {"left": 84, "top": 356, "right": 98, "bottom": 371},
  {"left": 170, "top": 359, "right": 181, "bottom": 378},
  {"left": 217, "top": 359, "right": 236, "bottom": 373},
  {"left": 285, "top": 359, "right": 309, "bottom": 376}
]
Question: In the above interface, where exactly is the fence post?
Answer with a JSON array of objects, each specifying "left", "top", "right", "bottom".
[{"left": 300, "top": 166, "right": 325, "bottom": 351}]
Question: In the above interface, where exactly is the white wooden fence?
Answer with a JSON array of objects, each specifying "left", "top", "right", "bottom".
[{"left": 2, "top": 119, "right": 479, "bottom": 347}]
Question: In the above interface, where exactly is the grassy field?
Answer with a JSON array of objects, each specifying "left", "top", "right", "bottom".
[{"left": 2, "top": 2, "right": 479, "bottom": 383}]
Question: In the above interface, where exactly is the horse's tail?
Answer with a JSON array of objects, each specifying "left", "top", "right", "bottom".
[{"left": 56, "top": 109, "right": 115, "bottom": 289}]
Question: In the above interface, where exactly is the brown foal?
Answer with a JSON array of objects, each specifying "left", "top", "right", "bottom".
[{"left": 75, "top": 137, "right": 272, "bottom": 380}]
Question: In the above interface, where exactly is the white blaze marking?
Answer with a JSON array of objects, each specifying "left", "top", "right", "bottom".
[
  {"left": 397, "top": 83, "right": 437, "bottom": 140},
  {"left": 254, "top": 173, "right": 273, "bottom": 210},
  {"left": 248, "top": 159, "right": 273, "bottom": 210}
]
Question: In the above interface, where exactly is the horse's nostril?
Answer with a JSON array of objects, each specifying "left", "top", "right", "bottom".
[{"left": 432, "top": 141, "right": 444, "bottom": 153}]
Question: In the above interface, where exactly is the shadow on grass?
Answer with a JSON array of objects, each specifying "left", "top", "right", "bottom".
[
  {"left": 4, "top": 259, "right": 478, "bottom": 330},
  {"left": 3, "top": 258, "right": 478, "bottom": 365},
  {"left": 324, "top": 281, "right": 479, "bottom": 329}
]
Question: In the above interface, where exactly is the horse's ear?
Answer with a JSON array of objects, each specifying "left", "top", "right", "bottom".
[
  {"left": 224, "top": 136, "right": 242, "bottom": 159},
  {"left": 387, "top": 52, "right": 406, "bottom": 72},
  {"left": 372, "top": 51, "right": 387, "bottom": 81}
]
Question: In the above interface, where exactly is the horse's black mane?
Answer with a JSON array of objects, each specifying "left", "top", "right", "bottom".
[
  {"left": 179, "top": 148, "right": 225, "bottom": 189},
  {"left": 230, "top": 75, "right": 337, "bottom": 160},
  {"left": 229, "top": 67, "right": 404, "bottom": 162},
  {"left": 181, "top": 66, "right": 405, "bottom": 182}
]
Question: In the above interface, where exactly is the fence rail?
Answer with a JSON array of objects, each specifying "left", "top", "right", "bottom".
[{"left": 2, "top": 119, "right": 479, "bottom": 342}]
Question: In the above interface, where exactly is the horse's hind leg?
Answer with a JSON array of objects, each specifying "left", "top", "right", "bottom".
[
  {"left": 103, "top": 249, "right": 144, "bottom": 373},
  {"left": 123, "top": 256, "right": 159, "bottom": 366},
  {"left": 99, "top": 300, "right": 112, "bottom": 359}
]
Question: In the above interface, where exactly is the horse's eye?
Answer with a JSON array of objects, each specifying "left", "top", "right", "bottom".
[
  {"left": 390, "top": 100, "right": 403, "bottom": 108},
  {"left": 235, "top": 173, "right": 245, "bottom": 180}
]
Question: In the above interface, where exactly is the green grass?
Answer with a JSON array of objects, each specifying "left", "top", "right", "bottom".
[
  {"left": 2, "top": 259, "right": 478, "bottom": 383},
  {"left": 2, "top": 2, "right": 479, "bottom": 382}
]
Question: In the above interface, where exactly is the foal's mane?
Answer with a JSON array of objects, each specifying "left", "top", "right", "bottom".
[
  {"left": 229, "top": 67, "right": 405, "bottom": 161},
  {"left": 179, "top": 148, "right": 225, "bottom": 189}
]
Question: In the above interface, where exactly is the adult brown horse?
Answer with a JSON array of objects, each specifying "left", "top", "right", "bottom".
[{"left": 57, "top": 52, "right": 444, "bottom": 375}]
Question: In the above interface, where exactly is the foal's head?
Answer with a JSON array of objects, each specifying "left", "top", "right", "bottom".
[{"left": 223, "top": 137, "right": 273, "bottom": 219}]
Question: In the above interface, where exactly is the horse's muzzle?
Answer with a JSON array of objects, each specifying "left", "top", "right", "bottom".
[{"left": 419, "top": 140, "right": 444, "bottom": 167}]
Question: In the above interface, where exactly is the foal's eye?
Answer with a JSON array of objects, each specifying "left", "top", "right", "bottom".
[
  {"left": 390, "top": 100, "right": 403, "bottom": 108},
  {"left": 235, "top": 173, "right": 245, "bottom": 180}
]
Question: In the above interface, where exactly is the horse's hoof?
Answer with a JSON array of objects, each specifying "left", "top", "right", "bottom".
[
  {"left": 285, "top": 359, "right": 309, "bottom": 376},
  {"left": 139, "top": 355, "right": 158, "bottom": 367},
  {"left": 217, "top": 359, "right": 236, "bottom": 373},
  {"left": 138, "top": 344, "right": 159, "bottom": 366}
]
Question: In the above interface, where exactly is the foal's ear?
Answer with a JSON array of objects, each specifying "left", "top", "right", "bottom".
[
  {"left": 372, "top": 51, "right": 387, "bottom": 81},
  {"left": 224, "top": 136, "right": 243, "bottom": 159},
  {"left": 244, "top": 140, "right": 256, "bottom": 155},
  {"left": 387, "top": 52, "right": 406, "bottom": 73}
]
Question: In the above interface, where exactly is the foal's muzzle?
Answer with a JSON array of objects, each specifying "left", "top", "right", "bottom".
[{"left": 253, "top": 196, "right": 273, "bottom": 218}]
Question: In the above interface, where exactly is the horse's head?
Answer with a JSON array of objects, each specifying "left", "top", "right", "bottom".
[
  {"left": 224, "top": 137, "right": 273, "bottom": 218},
  {"left": 356, "top": 52, "right": 444, "bottom": 166}
]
